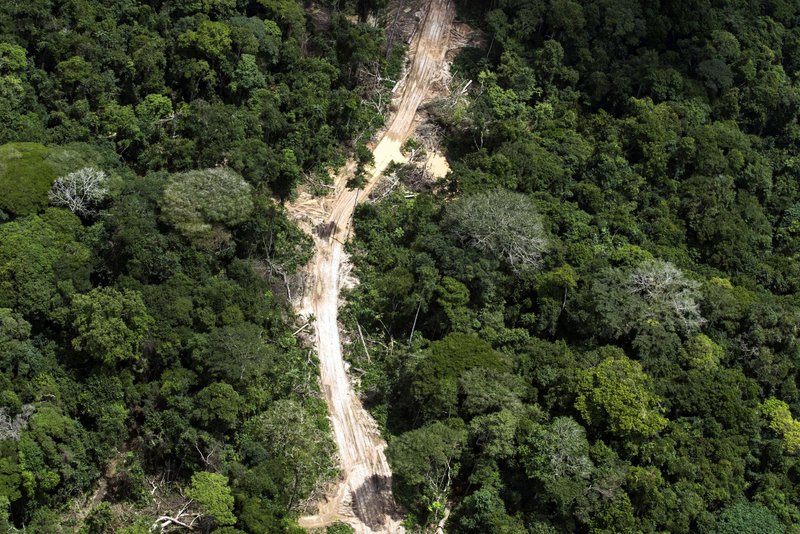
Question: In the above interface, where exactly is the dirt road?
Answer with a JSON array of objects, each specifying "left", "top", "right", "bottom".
[{"left": 290, "top": 2, "right": 455, "bottom": 532}]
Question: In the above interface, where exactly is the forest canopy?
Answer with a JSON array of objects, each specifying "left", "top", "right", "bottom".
[
  {"left": 342, "top": 0, "right": 800, "bottom": 532},
  {"left": 0, "top": 0, "right": 392, "bottom": 531},
  {"left": 4, "top": 0, "right": 800, "bottom": 532}
]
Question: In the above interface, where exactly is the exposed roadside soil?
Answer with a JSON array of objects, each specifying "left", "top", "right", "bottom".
[{"left": 288, "top": 2, "right": 456, "bottom": 532}]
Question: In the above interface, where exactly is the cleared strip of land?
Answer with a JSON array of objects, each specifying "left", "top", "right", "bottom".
[{"left": 290, "top": 2, "right": 455, "bottom": 532}]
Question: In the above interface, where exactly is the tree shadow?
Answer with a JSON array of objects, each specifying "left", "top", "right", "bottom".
[{"left": 351, "top": 474, "right": 404, "bottom": 529}]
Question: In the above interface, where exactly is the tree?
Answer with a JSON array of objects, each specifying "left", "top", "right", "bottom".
[
  {"left": 71, "top": 287, "right": 154, "bottom": 367},
  {"left": 409, "top": 333, "right": 505, "bottom": 422},
  {"left": 450, "top": 486, "right": 527, "bottom": 534},
  {"left": 627, "top": 260, "right": 704, "bottom": 333},
  {"left": 196, "top": 322, "right": 292, "bottom": 395},
  {"left": 0, "top": 43, "right": 26, "bottom": 72},
  {"left": 683, "top": 334, "right": 723, "bottom": 370},
  {"left": 468, "top": 409, "right": 519, "bottom": 461},
  {"left": 714, "top": 501, "right": 784, "bottom": 534},
  {"left": 575, "top": 349, "right": 668, "bottom": 437},
  {"left": 17, "top": 404, "right": 93, "bottom": 505},
  {"left": 0, "top": 211, "right": 90, "bottom": 317},
  {"left": 445, "top": 189, "right": 548, "bottom": 273},
  {"left": 230, "top": 54, "right": 266, "bottom": 94},
  {"left": 593, "top": 259, "right": 704, "bottom": 339},
  {"left": 0, "top": 143, "right": 57, "bottom": 216},
  {"left": 327, "top": 523, "right": 354, "bottom": 534},
  {"left": 388, "top": 421, "right": 467, "bottom": 523},
  {"left": 160, "top": 168, "right": 253, "bottom": 246},
  {"left": 436, "top": 276, "right": 474, "bottom": 333},
  {"left": 192, "top": 382, "right": 240, "bottom": 430},
  {"left": 186, "top": 472, "right": 236, "bottom": 528},
  {"left": 518, "top": 416, "right": 593, "bottom": 482},
  {"left": 458, "top": 368, "right": 525, "bottom": 418},
  {"left": 243, "top": 399, "right": 335, "bottom": 508},
  {"left": 48, "top": 167, "right": 110, "bottom": 216},
  {"left": 0, "top": 404, "right": 34, "bottom": 441},
  {"left": 761, "top": 398, "right": 800, "bottom": 454},
  {"left": 178, "top": 21, "right": 232, "bottom": 65},
  {"left": 257, "top": 0, "right": 305, "bottom": 39}
]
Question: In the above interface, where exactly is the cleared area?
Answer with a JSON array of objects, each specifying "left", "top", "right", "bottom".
[{"left": 289, "top": 1, "right": 455, "bottom": 532}]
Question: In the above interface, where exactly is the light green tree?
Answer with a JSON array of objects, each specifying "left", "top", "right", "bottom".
[
  {"left": 178, "top": 21, "right": 232, "bottom": 63},
  {"left": 161, "top": 168, "right": 253, "bottom": 245},
  {"left": 0, "top": 210, "right": 90, "bottom": 317},
  {"left": 761, "top": 398, "right": 800, "bottom": 454},
  {"left": 230, "top": 54, "right": 266, "bottom": 94},
  {"left": 186, "top": 471, "right": 236, "bottom": 527},
  {"left": 575, "top": 349, "right": 668, "bottom": 437},
  {"left": 714, "top": 501, "right": 784, "bottom": 534},
  {"left": 683, "top": 333, "right": 724, "bottom": 370}
]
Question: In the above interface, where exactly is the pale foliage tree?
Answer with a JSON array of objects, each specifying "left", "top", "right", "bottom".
[
  {"left": 626, "top": 259, "right": 704, "bottom": 334},
  {"left": 546, "top": 417, "right": 594, "bottom": 479},
  {"left": 161, "top": 167, "right": 253, "bottom": 245},
  {"left": 446, "top": 189, "right": 548, "bottom": 272},
  {"left": 0, "top": 404, "right": 34, "bottom": 441},
  {"left": 519, "top": 416, "right": 593, "bottom": 482},
  {"left": 48, "top": 167, "right": 109, "bottom": 215}
]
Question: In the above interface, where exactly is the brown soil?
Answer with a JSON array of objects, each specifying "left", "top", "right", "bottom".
[{"left": 288, "top": 2, "right": 456, "bottom": 532}]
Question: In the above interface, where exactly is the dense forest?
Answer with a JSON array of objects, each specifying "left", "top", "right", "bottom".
[
  {"left": 344, "top": 0, "right": 800, "bottom": 533},
  {"left": 0, "top": 0, "right": 391, "bottom": 532},
  {"left": 4, "top": 0, "right": 800, "bottom": 532}
]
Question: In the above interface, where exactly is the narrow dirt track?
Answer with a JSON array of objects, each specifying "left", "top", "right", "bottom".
[{"left": 290, "top": 2, "right": 455, "bottom": 532}]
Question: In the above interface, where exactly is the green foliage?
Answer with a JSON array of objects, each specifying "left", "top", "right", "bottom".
[
  {"left": 714, "top": 501, "right": 785, "bottom": 534},
  {"left": 761, "top": 398, "right": 800, "bottom": 454},
  {"left": 388, "top": 421, "right": 467, "bottom": 521},
  {"left": 85, "top": 502, "right": 114, "bottom": 534},
  {"left": 518, "top": 417, "right": 593, "bottom": 483},
  {"left": 242, "top": 399, "right": 336, "bottom": 507},
  {"left": 71, "top": 287, "right": 154, "bottom": 367},
  {"left": 0, "top": 210, "right": 89, "bottom": 318},
  {"left": 409, "top": 333, "right": 505, "bottom": 422},
  {"left": 575, "top": 350, "right": 668, "bottom": 437},
  {"left": 0, "top": 143, "right": 56, "bottom": 216},
  {"left": 230, "top": 54, "right": 266, "bottom": 94},
  {"left": 327, "top": 523, "right": 355, "bottom": 534},
  {"left": 18, "top": 403, "right": 94, "bottom": 505},
  {"left": 450, "top": 486, "right": 526, "bottom": 533},
  {"left": 186, "top": 471, "right": 236, "bottom": 527},
  {"left": 161, "top": 168, "right": 253, "bottom": 244},
  {"left": 684, "top": 333, "right": 724, "bottom": 370},
  {"left": 193, "top": 382, "right": 240, "bottom": 429}
]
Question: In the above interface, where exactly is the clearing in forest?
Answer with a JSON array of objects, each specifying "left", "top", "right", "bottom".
[{"left": 288, "top": 1, "right": 456, "bottom": 532}]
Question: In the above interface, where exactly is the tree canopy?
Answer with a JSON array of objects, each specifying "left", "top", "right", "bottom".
[
  {"left": 341, "top": 0, "right": 800, "bottom": 531},
  {"left": 0, "top": 0, "right": 394, "bottom": 529}
]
